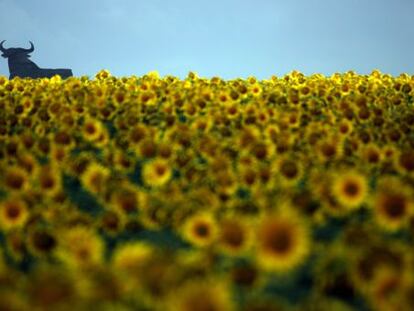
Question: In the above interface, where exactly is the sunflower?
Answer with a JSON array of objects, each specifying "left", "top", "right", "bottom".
[
  {"left": 360, "top": 143, "right": 383, "bottom": 167},
  {"left": 255, "top": 210, "right": 310, "bottom": 273},
  {"left": 217, "top": 217, "right": 253, "bottom": 256},
  {"left": 316, "top": 136, "right": 344, "bottom": 163},
  {"left": 98, "top": 210, "right": 125, "bottom": 236},
  {"left": 276, "top": 155, "right": 304, "bottom": 187},
  {"left": 57, "top": 226, "right": 104, "bottom": 269},
  {"left": 249, "top": 82, "right": 263, "bottom": 98},
  {"left": 366, "top": 268, "right": 406, "bottom": 311},
  {"left": 2, "top": 165, "right": 30, "bottom": 193},
  {"left": 50, "top": 144, "right": 70, "bottom": 164},
  {"left": 81, "top": 117, "right": 104, "bottom": 142},
  {"left": 331, "top": 170, "right": 369, "bottom": 210},
  {"left": 142, "top": 157, "right": 172, "bottom": 187},
  {"left": 26, "top": 228, "right": 57, "bottom": 257},
  {"left": 80, "top": 161, "right": 111, "bottom": 196},
  {"left": 35, "top": 163, "right": 62, "bottom": 198},
  {"left": 112, "top": 149, "right": 134, "bottom": 174},
  {"left": 396, "top": 149, "right": 414, "bottom": 177},
  {"left": 372, "top": 186, "right": 413, "bottom": 232},
  {"left": 110, "top": 184, "right": 141, "bottom": 215},
  {"left": 166, "top": 278, "right": 234, "bottom": 311},
  {"left": 0, "top": 196, "right": 29, "bottom": 231},
  {"left": 112, "top": 241, "right": 154, "bottom": 274},
  {"left": 337, "top": 119, "right": 353, "bottom": 137},
  {"left": 180, "top": 212, "right": 218, "bottom": 248}
]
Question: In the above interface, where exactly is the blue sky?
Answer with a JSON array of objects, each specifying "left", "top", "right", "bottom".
[{"left": 0, "top": 0, "right": 413, "bottom": 80}]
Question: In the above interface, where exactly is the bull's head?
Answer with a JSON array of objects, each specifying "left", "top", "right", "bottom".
[{"left": 0, "top": 40, "right": 34, "bottom": 58}]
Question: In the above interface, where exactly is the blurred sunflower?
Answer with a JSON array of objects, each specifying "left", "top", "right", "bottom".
[
  {"left": 276, "top": 155, "right": 304, "bottom": 187},
  {"left": 82, "top": 117, "right": 104, "bottom": 142},
  {"left": 255, "top": 209, "right": 310, "bottom": 273},
  {"left": 316, "top": 136, "right": 344, "bottom": 163},
  {"left": 112, "top": 241, "right": 153, "bottom": 271},
  {"left": 26, "top": 228, "right": 57, "bottom": 258},
  {"left": 396, "top": 149, "right": 414, "bottom": 177},
  {"left": 331, "top": 170, "right": 369, "bottom": 210},
  {"left": 57, "top": 226, "right": 104, "bottom": 269},
  {"left": 142, "top": 157, "right": 172, "bottom": 187},
  {"left": 372, "top": 184, "right": 413, "bottom": 232},
  {"left": 35, "top": 163, "right": 62, "bottom": 198},
  {"left": 166, "top": 278, "right": 234, "bottom": 311},
  {"left": 80, "top": 161, "right": 111, "bottom": 196},
  {"left": 360, "top": 143, "right": 383, "bottom": 167},
  {"left": 2, "top": 165, "right": 30, "bottom": 193},
  {"left": 110, "top": 184, "right": 141, "bottom": 215},
  {"left": 0, "top": 196, "right": 29, "bottom": 231},
  {"left": 337, "top": 118, "right": 353, "bottom": 137},
  {"left": 180, "top": 212, "right": 218, "bottom": 248},
  {"left": 366, "top": 268, "right": 406, "bottom": 311},
  {"left": 218, "top": 217, "right": 253, "bottom": 256}
]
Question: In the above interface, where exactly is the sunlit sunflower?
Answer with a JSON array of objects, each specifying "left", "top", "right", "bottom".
[
  {"left": 82, "top": 117, "right": 104, "bottom": 142},
  {"left": 255, "top": 210, "right": 310, "bottom": 273},
  {"left": 166, "top": 278, "right": 234, "bottom": 311},
  {"left": 0, "top": 196, "right": 29, "bottom": 231},
  {"left": 181, "top": 212, "right": 218, "bottom": 248},
  {"left": 112, "top": 88, "right": 128, "bottom": 106},
  {"left": 331, "top": 171, "right": 369, "bottom": 210},
  {"left": 80, "top": 161, "right": 111, "bottom": 196},
  {"left": 142, "top": 158, "right": 172, "bottom": 187},
  {"left": 249, "top": 82, "right": 263, "bottom": 98}
]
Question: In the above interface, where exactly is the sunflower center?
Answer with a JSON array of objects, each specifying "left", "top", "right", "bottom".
[
  {"left": 383, "top": 195, "right": 406, "bottom": 219},
  {"left": 344, "top": 181, "right": 359, "bottom": 197},
  {"left": 281, "top": 161, "right": 298, "bottom": 179},
  {"left": 222, "top": 225, "right": 244, "bottom": 247},
  {"left": 155, "top": 165, "right": 166, "bottom": 176},
  {"left": 321, "top": 143, "right": 336, "bottom": 157},
  {"left": 6, "top": 205, "right": 21, "bottom": 219},
  {"left": 268, "top": 227, "right": 292, "bottom": 255},
  {"left": 195, "top": 223, "right": 210, "bottom": 238},
  {"left": 85, "top": 123, "right": 96, "bottom": 134}
]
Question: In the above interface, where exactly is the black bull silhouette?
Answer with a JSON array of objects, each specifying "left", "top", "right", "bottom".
[{"left": 1, "top": 40, "right": 73, "bottom": 79}]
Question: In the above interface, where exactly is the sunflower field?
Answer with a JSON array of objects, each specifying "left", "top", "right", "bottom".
[{"left": 0, "top": 69, "right": 414, "bottom": 311}]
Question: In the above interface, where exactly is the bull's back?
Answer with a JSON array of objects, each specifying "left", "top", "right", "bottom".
[{"left": 43, "top": 68, "right": 73, "bottom": 79}]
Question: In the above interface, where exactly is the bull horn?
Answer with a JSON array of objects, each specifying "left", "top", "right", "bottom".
[
  {"left": 24, "top": 41, "right": 34, "bottom": 53},
  {"left": 0, "top": 40, "right": 7, "bottom": 53}
]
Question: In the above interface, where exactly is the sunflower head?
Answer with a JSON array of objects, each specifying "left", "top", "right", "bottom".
[
  {"left": 255, "top": 209, "right": 310, "bottom": 273},
  {"left": 181, "top": 212, "right": 218, "bottom": 248},
  {"left": 142, "top": 158, "right": 172, "bottom": 187},
  {"left": 167, "top": 278, "right": 234, "bottom": 311},
  {"left": 331, "top": 170, "right": 369, "bottom": 210},
  {"left": 0, "top": 196, "right": 29, "bottom": 231}
]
